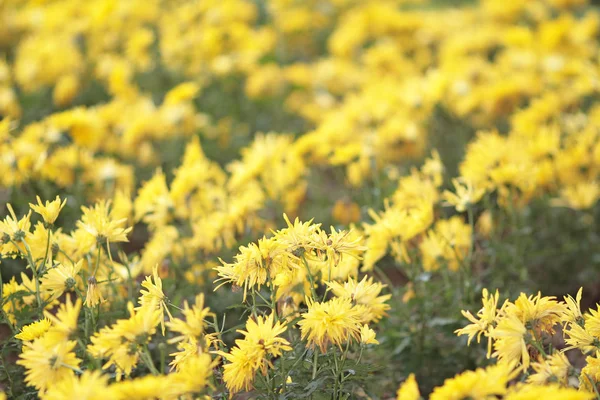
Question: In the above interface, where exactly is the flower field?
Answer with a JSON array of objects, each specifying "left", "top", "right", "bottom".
[{"left": 1, "top": 0, "right": 600, "bottom": 398}]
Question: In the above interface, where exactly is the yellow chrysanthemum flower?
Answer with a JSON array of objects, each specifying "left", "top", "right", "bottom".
[
  {"left": 166, "top": 293, "right": 213, "bottom": 343},
  {"left": 218, "top": 314, "right": 291, "bottom": 394},
  {"left": 396, "top": 373, "right": 420, "bottom": 400},
  {"left": 15, "top": 318, "right": 52, "bottom": 342},
  {"left": 326, "top": 276, "right": 391, "bottom": 323},
  {"left": 40, "top": 260, "right": 83, "bottom": 301},
  {"left": 136, "top": 264, "right": 172, "bottom": 335},
  {"left": 17, "top": 335, "right": 81, "bottom": 392},
  {"left": 29, "top": 195, "right": 67, "bottom": 225},
  {"left": 430, "top": 363, "right": 515, "bottom": 400},
  {"left": 298, "top": 296, "right": 361, "bottom": 353},
  {"left": 456, "top": 288, "right": 500, "bottom": 358},
  {"left": 359, "top": 324, "right": 379, "bottom": 345},
  {"left": 43, "top": 370, "right": 109, "bottom": 400}
]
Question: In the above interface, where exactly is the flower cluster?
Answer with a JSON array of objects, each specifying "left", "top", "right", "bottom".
[{"left": 0, "top": 0, "right": 599, "bottom": 398}]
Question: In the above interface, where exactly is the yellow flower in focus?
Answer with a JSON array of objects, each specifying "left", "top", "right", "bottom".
[
  {"left": 0, "top": 204, "right": 31, "bottom": 255},
  {"left": 490, "top": 314, "right": 530, "bottom": 370},
  {"left": 166, "top": 293, "right": 213, "bottom": 343},
  {"left": 326, "top": 276, "right": 391, "bottom": 323},
  {"left": 359, "top": 324, "right": 379, "bottom": 345},
  {"left": 137, "top": 264, "right": 172, "bottom": 335},
  {"left": 40, "top": 260, "right": 82, "bottom": 300},
  {"left": 2, "top": 277, "right": 25, "bottom": 324},
  {"left": 298, "top": 296, "right": 361, "bottom": 353},
  {"left": 218, "top": 314, "right": 291, "bottom": 394},
  {"left": 563, "top": 321, "right": 597, "bottom": 354},
  {"left": 456, "top": 288, "right": 500, "bottom": 358},
  {"left": 237, "top": 314, "right": 292, "bottom": 364},
  {"left": 506, "top": 292, "right": 566, "bottom": 333},
  {"left": 88, "top": 303, "right": 161, "bottom": 379},
  {"left": 562, "top": 287, "right": 584, "bottom": 326},
  {"left": 29, "top": 196, "right": 67, "bottom": 225},
  {"left": 15, "top": 318, "right": 52, "bottom": 342},
  {"left": 216, "top": 344, "right": 257, "bottom": 394},
  {"left": 396, "top": 373, "right": 420, "bottom": 400},
  {"left": 78, "top": 200, "right": 132, "bottom": 244},
  {"left": 85, "top": 276, "right": 105, "bottom": 308}
]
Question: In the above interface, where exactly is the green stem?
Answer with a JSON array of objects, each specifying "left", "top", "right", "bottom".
[
  {"left": 312, "top": 349, "right": 318, "bottom": 381},
  {"left": 0, "top": 267, "right": 15, "bottom": 333},
  {"left": 301, "top": 255, "right": 318, "bottom": 300},
  {"left": 14, "top": 239, "right": 43, "bottom": 317},
  {"left": 141, "top": 345, "right": 159, "bottom": 375},
  {"left": 60, "top": 363, "right": 84, "bottom": 374},
  {"left": 92, "top": 245, "right": 102, "bottom": 278},
  {"left": 40, "top": 229, "right": 52, "bottom": 274},
  {"left": 332, "top": 349, "right": 340, "bottom": 399},
  {"left": 585, "top": 373, "right": 600, "bottom": 400},
  {"left": 250, "top": 288, "right": 259, "bottom": 319}
]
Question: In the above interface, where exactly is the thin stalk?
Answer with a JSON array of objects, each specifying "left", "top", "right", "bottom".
[
  {"left": 92, "top": 245, "right": 102, "bottom": 278},
  {"left": 60, "top": 363, "right": 84, "bottom": 374},
  {"left": 301, "top": 255, "right": 318, "bottom": 300},
  {"left": 14, "top": 239, "right": 43, "bottom": 317},
  {"left": 141, "top": 345, "right": 159, "bottom": 375}
]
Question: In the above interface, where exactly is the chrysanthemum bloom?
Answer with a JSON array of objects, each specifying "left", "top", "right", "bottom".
[
  {"left": 166, "top": 293, "right": 213, "bottom": 343},
  {"left": 84, "top": 276, "right": 105, "bottom": 308},
  {"left": 108, "top": 375, "right": 173, "bottom": 399},
  {"left": 505, "top": 292, "right": 566, "bottom": 333},
  {"left": 136, "top": 264, "right": 172, "bottom": 335},
  {"left": 430, "top": 363, "right": 515, "bottom": 400},
  {"left": 359, "top": 324, "right": 379, "bottom": 345},
  {"left": 17, "top": 335, "right": 81, "bottom": 392},
  {"left": 580, "top": 355, "right": 600, "bottom": 392},
  {"left": 456, "top": 288, "right": 501, "bottom": 357},
  {"left": 396, "top": 374, "right": 420, "bottom": 400},
  {"left": 562, "top": 288, "right": 584, "bottom": 326},
  {"left": 29, "top": 195, "right": 67, "bottom": 225},
  {"left": 442, "top": 177, "right": 486, "bottom": 212},
  {"left": 78, "top": 200, "right": 132, "bottom": 244},
  {"left": 88, "top": 303, "right": 161, "bottom": 379},
  {"left": 0, "top": 204, "right": 31, "bottom": 256},
  {"left": 218, "top": 314, "right": 291, "bottom": 394},
  {"left": 15, "top": 319, "right": 52, "bottom": 342},
  {"left": 44, "top": 297, "right": 82, "bottom": 341},
  {"left": 298, "top": 296, "right": 362, "bottom": 353},
  {"left": 215, "top": 236, "right": 292, "bottom": 301},
  {"left": 170, "top": 353, "right": 216, "bottom": 395},
  {"left": 527, "top": 352, "right": 572, "bottom": 385},
  {"left": 40, "top": 260, "right": 82, "bottom": 301},
  {"left": 43, "top": 370, "right": 108, "bottom": 400},
  {"left": 490, "top": 314, "right": 530, "bottom": 370},
  {"left": 326, "top": 276, "right": 391, "bottom": 323}
]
